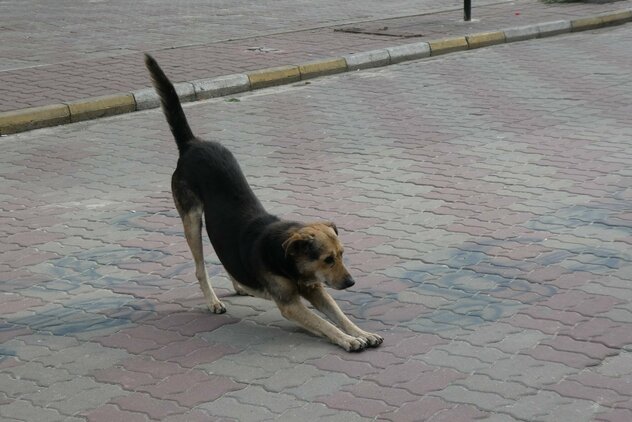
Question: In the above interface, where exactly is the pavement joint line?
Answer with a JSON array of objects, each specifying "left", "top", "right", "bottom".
[{"left": 0, "top": 9, "right": 630, "bottom": 136}]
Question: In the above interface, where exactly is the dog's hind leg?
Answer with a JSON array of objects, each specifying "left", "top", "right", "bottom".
[
  {"left": 173, "top": 175, "right": 226, "bottom": 314},
  {"left": 299, "top": 284, "right": 383, "bottom": 347},
  {"left": 180, "top": 207, "right": 226, "bottom": 314}
]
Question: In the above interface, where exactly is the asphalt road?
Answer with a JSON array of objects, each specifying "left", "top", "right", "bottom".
[{"left": 1, "top": 24, "right": 632, "bottom": 421}]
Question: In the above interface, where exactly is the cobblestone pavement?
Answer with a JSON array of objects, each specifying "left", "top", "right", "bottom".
[
  {"left": 2, "top": 24, "right": 632, "bottom": 421},
  {"left": 1, "top": 0, "right": 632, "bottom": 112}
]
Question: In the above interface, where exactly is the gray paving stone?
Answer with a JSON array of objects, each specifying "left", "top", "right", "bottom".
[
  {"left": 430, "top": 385, "right": 514, "bottom": 412},
  {"left": 198, "top": 396, "right": 276, "bottom": 421},
  {"left": 278, "top": 403, "right": 369, "bottom": 422},
  {"left": 0, "top": 399, "right": 66, "bottom": 422},
  {"left": 226, "top": 385, "right": 304, "bottom": 414},
  {"left": 286, "top": 373, "right": 356, "bottom": 400},
  {"left": 499, "top": 390, "right": 596, "bottom": 422}
]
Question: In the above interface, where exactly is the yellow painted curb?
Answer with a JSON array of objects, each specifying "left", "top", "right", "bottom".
[
  {"left": 0, "top": 104, "right": 70, "bottom": 135},
  {"left": 571, "top": 16, "right": 605, "bottom": 31},
  {"left": 67, "top": 94, "right": 136, "bottom": 123},
  {"left": 298, "top": 58, "right": 347, "bottom": 79},
  {"left": 429, "top": 37, "right": 468, "bottom": 56},
  {"left": 466, "top": 31, "right": 506, "bottom": 49},
  {"left": 248, "top": 65, "right": 301, "bottom": 89},
  {"left": 601, "top": 10, "right": 632, "bottom": 26}
]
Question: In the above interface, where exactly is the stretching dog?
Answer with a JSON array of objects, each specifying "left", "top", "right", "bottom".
[{"left": 144, "top": 54, "right": 383, "bottom": 351}]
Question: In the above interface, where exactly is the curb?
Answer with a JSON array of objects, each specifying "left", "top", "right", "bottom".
[{"left": 1, "top": 9, "right": 631, "bottom": 135}]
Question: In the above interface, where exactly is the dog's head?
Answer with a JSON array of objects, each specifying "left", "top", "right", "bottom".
[{"left": 282, "top": 222, "right": 354, "bottom": 289}]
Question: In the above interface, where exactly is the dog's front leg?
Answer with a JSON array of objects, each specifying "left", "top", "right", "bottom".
[
  {"left": 276, "top": 299, "right": 369, "bottom": 352},
  {"left": 300, "top": 284, "right": 383, "bottom": 347}
]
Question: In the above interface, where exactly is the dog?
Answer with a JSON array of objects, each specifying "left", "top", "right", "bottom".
[{"left": 144, "top": 54, "right": 383, "bottom": 351}]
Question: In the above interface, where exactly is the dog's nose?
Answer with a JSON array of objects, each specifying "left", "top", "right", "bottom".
[{"left": 342, "top": 276, "right": 355, "bottom": 289}]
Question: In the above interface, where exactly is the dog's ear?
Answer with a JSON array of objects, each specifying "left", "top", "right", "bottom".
[
  {"left": 324, "top": 221, "right": 338, "bottom": 235},
  {"left": 282, "top": 231, "right": 316, "bottom": 258}
]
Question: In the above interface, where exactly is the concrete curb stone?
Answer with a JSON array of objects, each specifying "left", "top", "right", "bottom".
[
  {"left": 537, "top": 20, "right": 572, "bottom": 37},
  {"left": 67, "top": 93, "right": 136, "bottom": 123},
  {"left": 248, "top": 65, "right": 301, "bottom": 89},
  {"left": 0, "top": 104, "right": 70, "bottom": 135},
  {"left": 133, "top": 82, "right": 196, "bottom": 111},
  {"left": 503, "top": 24, "right": 540, "bottom": 42},
  {"left": 298, "top": 58, "right": 348, "bottom": 79},
  {"left": 428, "top": 37, "right": 469, "bottom": 55},
  {"left": 466, "top": 31, "right": 506, "bottom": 49},
  {"left": 1, "top": 8, "right": 631, "bottom": 135},
  {"left": 192, "top": 74, "right": 251, "bottom": 100},
  {"left": 344, "top": 49, "right": 391, "bottom": 70},
  {"left": 386, "top": 42, "right": 431, "bottom": 64}
]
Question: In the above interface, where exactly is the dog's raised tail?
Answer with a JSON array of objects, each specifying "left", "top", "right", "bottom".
[{"left": 144, "top": 54, "right": 194, "bottom": 153}]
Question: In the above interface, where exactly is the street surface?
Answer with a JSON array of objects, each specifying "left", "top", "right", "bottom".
[{"left": 2, "top": 23, "right": 632, "bottom": 421}]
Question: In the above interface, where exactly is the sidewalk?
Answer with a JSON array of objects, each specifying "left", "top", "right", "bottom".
[
  {"left": 1, "top": 0, "right": 631, "bottom": 116},
  {"left": 2, "top": 6, "right": 632, "bottom": 422}
]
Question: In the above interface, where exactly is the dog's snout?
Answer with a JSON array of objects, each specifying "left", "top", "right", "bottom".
[{"left": 342, "top": 276, "right": 355, "bottom": 289}]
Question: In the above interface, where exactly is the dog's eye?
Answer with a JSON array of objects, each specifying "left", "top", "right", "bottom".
[{"left": 324, "top": 255, "right": 335, "bottom": 265}]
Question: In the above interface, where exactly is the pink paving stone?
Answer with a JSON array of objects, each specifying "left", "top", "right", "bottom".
[
  {"left": 1, "top": 296, "right": 44, "bottom": 313},
  {"left": 93, "top": 368, "right": 157, "bottom": 390},
  {"left": 386, "top": 333, "right": 450, "bottom": 358},
  {"left": 172, "top": 314, "right": 240, "bottom": 336},
  {"left": 524, "top": 265, "right": 571, "bottom": 283},
  {"left": 121, "top": 357, "right": 184, "bottom": 379},
  {"left": 0, "top": 356, "right": 22, "bottom": 370},
  {"left": 140, "top": 371, "right": 211, "bottom": 397},
  {"left": 540, "top": 335, "right": 618, "bottom": 360},
  {"left": 397, "top": 368, "right": 467, "bottom": 395},
  {"left": 520, "top": 305, "right": 588, "bottom": 327},
  {"left": 595, "top": 408, "right": 632, "bottom": 422},
  {"left": 344, "top": 381, "right": 419, "bottom": 407},
  {"left": 379, "top": 396, "right": 452, "bottom": 422},
  {"left": 330, "top": 349, "right": 404, "bottom": 369},
  {"left": 112, "top": 393, "right": 187, "bottom": 420},
  {"left": 84, "top": 404, "right": 150, "bottom": 422},
  {"left": 173, "top": 343, "right": 240, "bottom": 368},
  {"left": 548, "top": 380, "right": 627, "bottom": 406},
  {"left": 317, "top": 391, "right": 396, "bottom": 418},
  {"left": 569, "top": 373, "right": 632, "bottom": 397},
  {"left": 163, "top": 409, "right": 222, "bottom": 422},
  {"left": 592, "top": 324, "right": 632, "bottom": 349},
  {"left": 147, "top": 312, "right": 205, "bottom": 330},
  {"left": 523, "top": 345, "right": 599, "bottom": 369},
  {"left": 139, "top": 337, "right": 235, "bottom": 368},
  {"left": 428, "top": 404, "right": 488, "bottom": 422},
  {"left": 570, "top": 295, "right": 624, "bottom": 317},
  {"left": 120, "top": 324, "right": 189, "bottom": 345},
  {"left": 0, "top": 326, "right": 31, "bottom": 343},
  {"left": 365, "top": 301, "right": 431, "bottom": 324},
  {"left": 561, "top": 318, "right": 630, "bottom": 348},
  {"left": 364, "top": 360, "right": 434, "bottom": 386},
  {"left": 6, "top": 231, "right": 65, "bottom": 247},
  {"left": 170, "top": 377, "right": 246, "bottom": 407},
  {"left": 551, "top": 272, "right": 595, "bottom": 289},
  {"left": 97, "top": 332, "right": 161, "bottom": 354},
  {"left": 505, "top": 313, "right": 564, "bottom": 335},
  {"left": 311, "top": 354, "right": 381, "bottom": 377},
  {"left": 540, "top": 290, "right": 592, "bottom": 310}
]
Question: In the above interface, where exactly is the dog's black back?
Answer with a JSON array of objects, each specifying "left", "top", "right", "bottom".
[{"left": 145, "top": 54, "right": 284, "bottom": 289}]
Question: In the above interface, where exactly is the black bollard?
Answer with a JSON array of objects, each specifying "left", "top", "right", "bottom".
[{"left": 464, "top": 0, "right": 472, "bottom": 21}]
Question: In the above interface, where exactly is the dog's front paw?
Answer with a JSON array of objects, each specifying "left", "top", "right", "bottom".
[
  {"left": 340, "top": 335, "right": 369, "bottom": 352},
  {"left": 209, "top": 301, "right": 227, "bottom": 314},
  {"left": 360, "top": 331, "right": 384, "bottom": 348}
]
